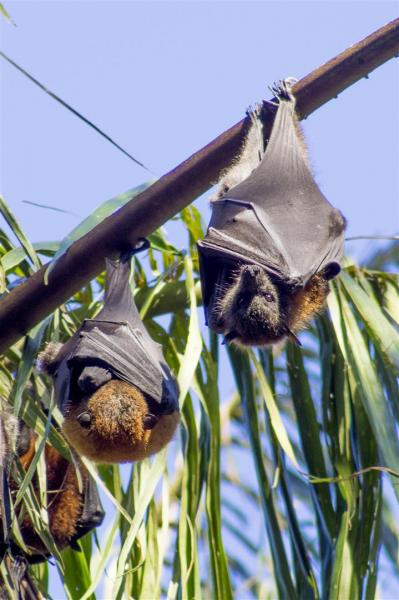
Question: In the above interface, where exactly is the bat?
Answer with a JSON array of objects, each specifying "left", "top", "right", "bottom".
[
  {"left": 0, "top": 415, "right": 104, "bottom": 565},
  {"left": 197, "top": 81, "right": 346, "bottom": 346},
  {"left": 38, "top": 243, "right": 180, "bottom": 463}
]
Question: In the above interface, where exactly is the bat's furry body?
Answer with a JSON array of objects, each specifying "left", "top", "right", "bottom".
[
  {"left": 211, "top": 112, "right": 263, "bottom": 202},
  {"left": 0, "top": 419, "right": 104, "bottom": 563}
]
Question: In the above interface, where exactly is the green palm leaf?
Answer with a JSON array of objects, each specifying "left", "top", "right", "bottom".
[{"left": 1, "top": 190, "right": 398, "bottom": 599}]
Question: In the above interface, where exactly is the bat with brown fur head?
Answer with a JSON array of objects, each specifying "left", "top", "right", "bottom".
[{"left": 38, "top": 243, "right": 180, "bottom": 463}]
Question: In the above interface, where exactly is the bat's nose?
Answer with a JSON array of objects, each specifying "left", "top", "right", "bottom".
[{"left": 241, "top": 264, "right": 262, "bottom": 290}]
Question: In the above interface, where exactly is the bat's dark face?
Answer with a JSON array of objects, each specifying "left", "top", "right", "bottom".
[{"left": 209, "top": 264, "right": 288, "bottom": 346}]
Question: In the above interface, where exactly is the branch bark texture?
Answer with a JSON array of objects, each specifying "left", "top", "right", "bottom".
[{"left": 0, "top": 18, "right": 398, "bottom": 354}]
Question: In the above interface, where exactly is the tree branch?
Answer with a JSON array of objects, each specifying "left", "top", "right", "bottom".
[{"left": 0, "top": 18, "right": 398, "bottom": 354}]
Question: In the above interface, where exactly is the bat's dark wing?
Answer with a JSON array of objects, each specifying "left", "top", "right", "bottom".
[
  {"left": 51, "top": 251, "right": 179, "bottom": 415},
  {"left": 198, "top": 85, "right": 346, "bottom": 318},
  {"left": 68, "top": 472, "right": 105, "bottom": 551}
]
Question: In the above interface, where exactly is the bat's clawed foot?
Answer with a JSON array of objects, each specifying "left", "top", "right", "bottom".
[{"left": 269, "top": 79, "right": 297, "bottom": 103}]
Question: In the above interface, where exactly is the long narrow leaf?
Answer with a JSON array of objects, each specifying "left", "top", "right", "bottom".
[
  {"left": 228, "top": 346, "right": 295, "bottom": 599},
  {"left": 250, "top": 350, "right": 298, "bottom": 468},
  {"left": 195, "top": 347, "right": 233, "bottom": 600},
  {"left": 112, "top": 452, "right": 167, "bottom": 599},
  {"left": 286, "top": 343, "right": 337, "bottom": 539},
  {"left": 0, "top": 52, "right": 151, "bottom": 171},
  {"left": 0, "top": 195, "right": 41, "bottom": 271},
  {"left": 328, "top": 285, "right": 399, "bottom": 495},
  {"left": 340, "top": 271, "right": 399, "bottom": 373},
  {"left": 2, "top": 242, "right": 60, "bottom": 272},
  {"left": 176, "top": 256, "right": 203, "bottom": 408}
]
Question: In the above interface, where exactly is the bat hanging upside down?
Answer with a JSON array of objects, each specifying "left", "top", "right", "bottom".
[
  {"left": 38, "top": 246, "right": 180, "bottom": 464},
  {"left": 0, "top": 410, "right": 104, "bottom": 564},
  {"left": 198, "top": 81, "right": 346, "bottom": 346}
]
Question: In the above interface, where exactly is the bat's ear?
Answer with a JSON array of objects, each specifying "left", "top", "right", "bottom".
[{"left": 321, "top": 262, "right": 341, "bottom": 281}]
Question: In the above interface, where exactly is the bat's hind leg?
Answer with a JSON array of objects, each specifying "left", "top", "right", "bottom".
[{"left": 37, "top": 342, "right": 63, "bottom": 375}]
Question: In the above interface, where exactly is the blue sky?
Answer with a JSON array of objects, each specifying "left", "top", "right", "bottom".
[{"left": 1, "top": 1, "right": 398, "bottom": 597}]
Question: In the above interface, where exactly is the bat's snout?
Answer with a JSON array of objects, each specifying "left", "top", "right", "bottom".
[{"left": 241, "top": 264, "right": 264, "bottom": 291}]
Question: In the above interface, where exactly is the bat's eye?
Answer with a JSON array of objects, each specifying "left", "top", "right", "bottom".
[
  {"left": 265, "top": 293, "right": 275, "bottom": 302},
  {"left": 143, "top": 413, "right": 159, "bottom": 430},
  {"left": 77, "top": 412, "right": 92, "bottom": 429}
]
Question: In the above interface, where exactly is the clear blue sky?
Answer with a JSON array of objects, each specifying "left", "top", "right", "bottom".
[{"left": 1, "top": 2, "right": 398, "bottom": 597}]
